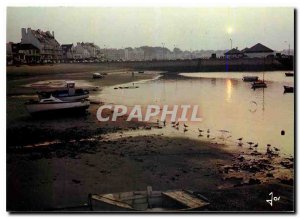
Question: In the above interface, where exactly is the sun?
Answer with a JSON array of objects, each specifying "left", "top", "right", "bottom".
[{"left": 227, "top": 26, "right": 233, "bottom": 34}]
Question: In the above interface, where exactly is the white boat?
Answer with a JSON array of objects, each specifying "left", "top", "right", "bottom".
[
  {"left": 26, "top": 95, "right": 90, "bottom": 115},
  {"left": 93, "top": 73, "right": 104, "bottom": 79}
]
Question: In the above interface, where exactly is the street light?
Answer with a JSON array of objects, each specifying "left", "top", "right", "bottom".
[
  {"left": 162, "top": 43, "right": 165, "bottom": 60},
  {"left": 284, "top": 41, "right": 290, "bottom": 56}
]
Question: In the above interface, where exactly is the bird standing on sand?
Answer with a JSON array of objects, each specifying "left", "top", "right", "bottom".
[
  {"left": 266, "top": 144, "right": 272, "bottom": 154},
  {"left": 237, "top": 137, "right": 243, "bottom": 141},
  {"left": 184, "top": 123, "right": 188, "bottom": 128},
  {"left": 247, "top": 142, "right": 254, "bottom": 149},
  {"left": 198, "top": 128, "right": 203, "bottom": 133},
  {"left": 184, "top": 128, "right": 188, "bottom": 133},
  {"left": 171, "top": 121, "right": 176, "bottom": 125},
  {"left": 175, "top": 122, "right": 179, "bottom": 126},
  {"left": 253, "top": 143, "right": 258, "bottom": 151},
  {"left": 163, "top": 120, "right": 166, "bottom": 127},
  {"left": 207, "top": 129, "right": 210, "bottom": 134},
  {"left": 274, "top": 147, "right": 280, "bottom": 152}
]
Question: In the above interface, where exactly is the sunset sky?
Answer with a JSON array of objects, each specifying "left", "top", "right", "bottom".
[{"left": 7, "top": 7, "right": 294, "bottom": 51}]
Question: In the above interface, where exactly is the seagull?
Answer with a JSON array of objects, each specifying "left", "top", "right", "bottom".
[
  {"left": 207, "top": 129, "right": 210, "bottom": 134},
  {"left": 247, "top": 142, "right": 254, "bottom": 149},
  {"left": 184, "top": 123, "right": 189, "bottom": 128},
  {"left": 274, "top": 147, "right": 280, "bottom": 152},
  {"left": 198, "top": 128, "right": 204, "bottom": 133},
  {"left": 171, "top": 121, "right": 176, "bottom": 125},
  {"left": 184, "top": 128, "right": 188, "bottom": 133},
  {"left": 238, "top": 142, "right": 243, "bottom": 146},
  {"left": 253, "top": 143, "right": 258, "bottom": 150},
  {"left": 237, "top": 137, "right": 243, "bottom": 141},
  {"left": 175, "top": 122, "right": 179, "bottom": 126},
  {"left": 198, "top": 134, "right": 203, "bottom": 137}
]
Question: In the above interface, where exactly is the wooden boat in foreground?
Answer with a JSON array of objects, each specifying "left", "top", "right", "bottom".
[
  {"left": 89, "top": 187, "right": 209, "bottom": 211},
  {"left": 284, "top": 85, "right": 294, "bottom": 93},
  {"left": 26, "top": 95, "right": 90, "bottom": 115}
]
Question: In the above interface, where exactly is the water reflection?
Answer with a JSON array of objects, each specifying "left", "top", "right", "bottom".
[
  {"left": 98, "top": 72, "right": 294, "bottom": 155},
  {"left": 226, "top": 79, "right": 232, "bottom": 102}
]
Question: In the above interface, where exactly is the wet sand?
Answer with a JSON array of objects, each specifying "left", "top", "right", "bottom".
[{"left": 6, "top": 64, "right": 294, "bottom": 212}]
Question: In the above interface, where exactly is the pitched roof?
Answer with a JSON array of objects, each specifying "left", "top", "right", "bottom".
[
  {"left": 245, "top": 43, "right": 273, "bottom": 53},
  {"left": 224, "top": 48, "right": 242, "bottom": 55},
  {"left": 61, "top": 44, "right": 73, "bottom": 51},
  {"left": 241, "top": 47, "right": 249, "bottom": 53}
]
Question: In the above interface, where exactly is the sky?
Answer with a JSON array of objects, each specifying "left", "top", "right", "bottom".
[{"left": 6, "top": 7, "right": 294, "bottom": 51}]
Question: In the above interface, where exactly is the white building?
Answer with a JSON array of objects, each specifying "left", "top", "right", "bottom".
[
  {"left": 243, "top": 43, "right": 274, "bottom": 58},
  {"left": 73, "top": 43, "right": 90, "bottom": 60}
]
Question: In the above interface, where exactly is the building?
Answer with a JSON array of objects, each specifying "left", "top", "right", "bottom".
[
  {"left": 21, "top": 28, "right": 62, "bottom": 63},
  {"left": 224, "top": 48, "right": 244, "bottom": 59},
  {"left": 73, "top": 43, "right": 90, "bottom": 60},
  {"left": 243, "top": 43, "right": 274, "bottom": 58},
  {"left": 61, "top": 44, "right": 75, "bottom": 61},
  {"left": 7, "top": 42, "right": 39, "bottom": 64}
]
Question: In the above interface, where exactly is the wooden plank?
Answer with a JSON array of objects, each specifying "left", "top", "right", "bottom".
[{"left": 162, "top": 191, "right": 209, "bottom": 209}]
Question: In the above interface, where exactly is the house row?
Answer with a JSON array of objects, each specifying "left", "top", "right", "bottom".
[
  {"left": 7, "top": 28, "right": 102, "bottom": 64},
  {"left": 224, "top": 43, "right": 275, "bottom": 59}
]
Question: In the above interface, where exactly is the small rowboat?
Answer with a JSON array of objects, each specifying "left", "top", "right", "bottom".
[
  {"left": 242, "top": 76, "right": 258, "bottom": 82},
  {"left": 285, "top": 72, "right": 294, "bottom": 77},
  {"left": 284, "top": 85, "right": 294, "bottom": 93},
  {"left": 252, "top": 80, "right": 267, "bottom": 89}
]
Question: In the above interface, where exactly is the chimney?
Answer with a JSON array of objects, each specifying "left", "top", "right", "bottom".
[
  {"left": 21, "top": 28, "right": 26, "bottom": 36},
  {"left": 52, "top": 31, "right": 55, "bottom": 38}
]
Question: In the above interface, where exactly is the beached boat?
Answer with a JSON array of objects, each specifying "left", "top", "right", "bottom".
[
  {"left": 284, "top": 85, "right": 294, "bottom": 93},
  {"left": 35, "top": 81, "right": 89, "bottom": 101},
  {"left": 285, "top": 72, "right": 294, "bottom": 77},
  {"left": 93, "top": 73, "right": 104, "bottom": 79},
  {"left": 37, "top": 88, "right": 89, "bottom": 102},
  {"left": 242, "top": 76, "right": 259, "bottom": 82},
  {"left": 89, "top": 187, "right": 209, "bottom": 211},
  {"left": 26, "top": 95, "right": 90, "bottom": 115},
  {"left": 252, "top": 80, "right": 267, "bottom": 89}
]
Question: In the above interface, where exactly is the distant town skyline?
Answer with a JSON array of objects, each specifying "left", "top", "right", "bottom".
[{"left": 7, "top": 7, "right": 294, "bottom": 51}]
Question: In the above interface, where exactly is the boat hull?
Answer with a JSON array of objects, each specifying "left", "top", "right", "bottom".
[
  {"left": 284, "top": 86, "right": 294, "bottom": 93},
  {"left": 26, "top": 100, "right": 90, "bottom": 115},
  {"left": 285, "top": 73, "right": 294, "bottom": 77},
  {"left": 243, "top": 76, "right": 259, "bottom": 82}
]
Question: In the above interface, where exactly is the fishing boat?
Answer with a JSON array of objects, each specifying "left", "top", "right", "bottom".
[
  {"left": 36, "top": 81, "right": 89, "bottom": 101},
  {"left": 284, "top": 85, "right": 294, "bottom": 93},
  {"left": 252, "top": 70, "right": 267, "bottom": 89},
  {"left": 89, "top": 187, "right": 209, "bottom": 211},
  {"left": 252, "top": 80, "right": 267, "bottom": 89},
  {"left": 242, "top": 76, "right": 259, "bottom": 82},
  {"left": 93, "top": 73, "right": 104, "bottom": 79},
  {"left": 26, "top": 95, "right": 90, "bottom": 115},
  {"left": 285, "top": 72, "right": 294, "bottom": 77}
]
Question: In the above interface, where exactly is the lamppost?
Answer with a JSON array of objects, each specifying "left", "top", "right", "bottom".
[
  {"left": 284, "top": 41, "right": 290, "bottom": 56},
  {"left": 162, "top": 43, "right": 165, "bottom": 60},
  {"left": 230, "top": 38, "right": 232, "bottom": 50}
]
